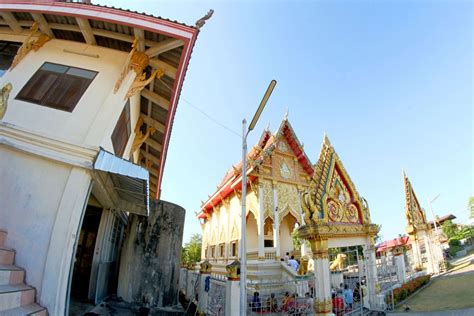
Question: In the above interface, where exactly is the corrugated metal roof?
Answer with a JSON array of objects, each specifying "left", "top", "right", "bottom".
[{"left": 94, "top": 149, "right": 149, "bottom": 216}]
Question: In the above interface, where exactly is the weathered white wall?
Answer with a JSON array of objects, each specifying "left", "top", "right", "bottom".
[{"left": 0, "top": 146, "right": 71, "bottom": 293}]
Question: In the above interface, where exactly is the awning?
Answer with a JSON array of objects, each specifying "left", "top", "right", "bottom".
[{"left": 93, "top": 149, "right": 149, "bottom": 217}]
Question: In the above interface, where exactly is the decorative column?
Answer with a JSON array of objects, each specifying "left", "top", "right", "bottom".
[
  {"left": 257, "top": 184, "right": 265, "bottom": 260},
  {"left": 409, "top": 234, "right": 423, "bottom": 271},
  {"left": 225, "top": 260, "right": 241, "bottom": 316},
  {"left": 392, "top": 247, "right": 406, "bottom": 284},
  {"left": 423, "top": 231, "right": 437, "bottom": 274},
  {"left": 272, "top": 182, "right": 280, "bottom": 258},
  {"left": 363, "top": 241, "right": 378, "bottom": 310},
  {"left": 297, "top": 188, "right": 307, "bottom": 257},
  {"left": 309, "top": 237, "right": 332, "bottom": 316},
  {"left": 198, "top": 260, "right": 212, "bottom": 313}
]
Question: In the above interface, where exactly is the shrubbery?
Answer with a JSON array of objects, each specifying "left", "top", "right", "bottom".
[{"left": 386, "top": 275, "right": 431, "bottom": 305}]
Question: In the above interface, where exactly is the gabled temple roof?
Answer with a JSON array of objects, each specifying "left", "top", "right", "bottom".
[
  {"left": 197, "top": 116, "right": 313, "bottom": 218},
  {"left": 403, "top": 172, "right": 427, "bottom": 227},
  {"left": 306, "top": 135, "right": 368, "bottom": 223}
]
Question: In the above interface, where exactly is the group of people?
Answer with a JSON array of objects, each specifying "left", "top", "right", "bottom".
[
  {"left": 331, "top": 282, "right": 366, "bottom": 316},
  {"left": 250, "top": 291, "right": 314, "bottom": 314}
]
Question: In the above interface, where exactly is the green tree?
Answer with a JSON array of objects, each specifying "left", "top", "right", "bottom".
[
  {"left": 441, "top": 220, "right": 458, "bottom": 240},
  {"left": 292, "top": 228, "right": 302, "bottom": 250},
  {"left": 181, "top": 234, "right": 202, "bottom": 266}
]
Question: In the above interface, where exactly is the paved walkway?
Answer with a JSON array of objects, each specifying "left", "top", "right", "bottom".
[{"left": 391, "top": 255, "right": 474, "bottom": 315}]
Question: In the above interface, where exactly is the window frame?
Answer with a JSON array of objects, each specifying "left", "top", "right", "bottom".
[
  {"left": 16, "top": 62, "right": 97, "bottom": 112},
  {"left": 111, "top": 100, "right": 131, "bottom": 157}
]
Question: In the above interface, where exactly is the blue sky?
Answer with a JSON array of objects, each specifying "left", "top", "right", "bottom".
[{"left": 98, "top": 0, "right": 472, "bottom": 243}]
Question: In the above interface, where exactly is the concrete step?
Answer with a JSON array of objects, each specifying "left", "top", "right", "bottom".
[
  {"left": 0, "top": 247, "right": 15, "bottom": 265},
  {"left": 0, "top": 303, "right": 47, "bottom": 316},
  {"left": 0, "top": 231, "right": 6, "bottom": 247},
  {"left": 0, "top": 284, "right": 35, "bottom": 312},
  {"left": 0, "top": 265, "right": 25, "bottom": 285}
]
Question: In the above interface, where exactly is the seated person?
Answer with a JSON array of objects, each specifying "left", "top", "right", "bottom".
[
  {"left": 266, "top": 293, "right": 278, "bottom": 312},
  {"left": 251, "top": 291, "right": 261, "bottom": 312}
]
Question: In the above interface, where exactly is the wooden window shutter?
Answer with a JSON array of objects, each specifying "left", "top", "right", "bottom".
[
  {"left": 17, "top": 70, "right": 59, "bottom": 104},
  {"left": 111, "top": 101, "right": 131, "bottom": 157}
]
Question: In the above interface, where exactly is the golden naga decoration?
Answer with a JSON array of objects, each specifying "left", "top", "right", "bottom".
[
  {"left": 10, "top": 22, "right": 51, "bottom": 70},
  {"left": 187, "top": 262, "right": 196, "bottom": 270},
  {"left": 314, "top": 297, "right": 332, "bottom": 314},
  {"left": 329, "top": 253, "right": 347, "bottom": 271},
  {"left": 129, "top": 117, "right": 156, "bottom": 155},
  {"left": 124, "top": 68, "right": 164, "bottom": 100},
  {"left": 225, "top": 260, "right": 240, "bottom": 280},
  {"left": 297, "top": 256, "right": 309, "bottom": 275},
  {"left": 0, "top": 83, "right": 13, "bottom": 120},
  {"left": 199, "top": 260, "right": 212, "bottom": 274},
  {"left": 114, "top": 37, "right": 161, "bottom": 96}
]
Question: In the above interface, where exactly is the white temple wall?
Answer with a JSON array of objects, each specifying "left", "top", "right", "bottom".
[
  {"left": 279, "top": 213, "right": 297, "bottom": 256},
  {"left": 246, "top": 212, "right": 258, "bottom": 252}
]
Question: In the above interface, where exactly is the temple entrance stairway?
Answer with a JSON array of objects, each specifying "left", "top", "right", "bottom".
[{"left": 0, "top": 230, "right": 47, "bottom": 315}]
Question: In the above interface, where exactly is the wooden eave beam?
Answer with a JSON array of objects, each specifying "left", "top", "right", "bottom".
[
  {"left": 1, "top": 21, "right": 179, "bottom": 77},
  {"left": 140, "top": 149, "right": 160, "bottom": 166},
  {"left": 141, "top": 114, "right": 165, "bottom": 134},
  {"left": 0, "top": 12, "right": 22, "bottom": 34},
  {"left": 149, "top": 58, "right": 177, "bottom": 80},
  {"left": 133, "top": 27, "right": 145, "bottom": 52},
  {"left": 31, "top": 13, "right": 54, "bottom": 38},
  {"left": 144, "top": 137, "right": 163, "bottom": 152},
  {"left": 141, "top": 89, "right": 170, "bottom": 111},
  {"left": 76, "top": 17, "right": 96, "bottom": 45},
  {"left": 145, "top": 38, "right": 184, "bottom": 58}
]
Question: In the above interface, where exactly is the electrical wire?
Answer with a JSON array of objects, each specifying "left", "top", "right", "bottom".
[{"left": 157, "top": 78, "right": 240, "bottom": 138}]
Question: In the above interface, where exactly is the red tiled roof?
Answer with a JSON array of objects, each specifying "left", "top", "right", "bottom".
[{"left": 376, "top": 236, "right": 411, "bottom": 253}]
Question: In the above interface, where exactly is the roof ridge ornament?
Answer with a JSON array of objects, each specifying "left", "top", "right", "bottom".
[{"left": 195, "top": 9, "right": 214, "bottom": 29}]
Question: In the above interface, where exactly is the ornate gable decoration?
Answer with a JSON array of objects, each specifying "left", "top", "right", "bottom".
[
  {"left": 403, "top": 173, "right": 427, "bottom": 230},
  {"left": 301, "top": 136, "right": 371, "bottom": 226}
]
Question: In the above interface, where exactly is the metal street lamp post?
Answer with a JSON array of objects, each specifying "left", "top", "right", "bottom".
[
  {"left": 427, "top": 194, "right": 443, "bottom": 273},
  {"left": 240, "top": 80, "right": 276, "bottom": 315}
]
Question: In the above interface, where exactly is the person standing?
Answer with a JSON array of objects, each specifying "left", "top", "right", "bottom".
[
  {"left": 288, "top": 255, "right": 300, "bottom": 271},
  {"left": 332, "top": 291, "right": 345, "bottom": 316},
  {"left": 284, "top": 252, "right": 290, "bottom": 264},
  {"left": 343, "top": 284, "right": 353, "bottom": 310}
]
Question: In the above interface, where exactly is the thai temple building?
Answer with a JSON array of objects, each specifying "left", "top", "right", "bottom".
[
  {"left": 197, "top": 117, "right": 382, "bottom": 314},
  {"left": 0, "top": 1, "right": 211, "bottom": 314}
]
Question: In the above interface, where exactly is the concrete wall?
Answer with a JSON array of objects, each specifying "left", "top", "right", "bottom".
[
  {"left": 117, "top": 200, "right": 185, "bottom": 308},
  {"left": 0, "top": 146, "right": 71, "bottom": 293},
  {"left": 0, "top": 146, "right": 92, "bottom": 314}
]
